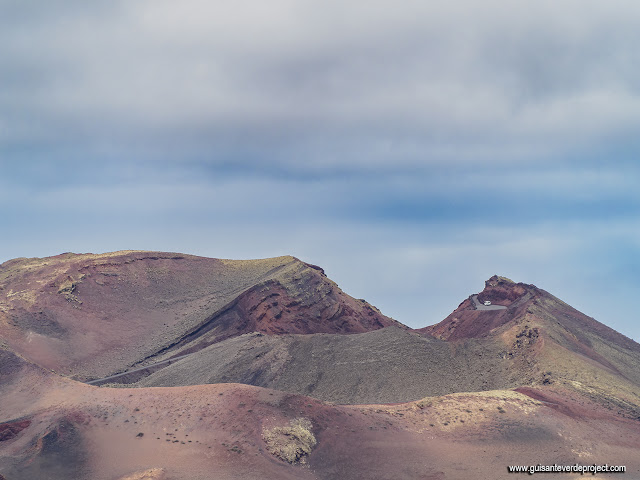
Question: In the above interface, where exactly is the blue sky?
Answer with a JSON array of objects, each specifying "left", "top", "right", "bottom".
[{"left": 1, "top": 1, "right": 639, "bottom": 339}]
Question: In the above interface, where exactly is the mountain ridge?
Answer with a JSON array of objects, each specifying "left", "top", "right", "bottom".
[{"left": 0, "top": 251, "right": 401, "bottom": 381}]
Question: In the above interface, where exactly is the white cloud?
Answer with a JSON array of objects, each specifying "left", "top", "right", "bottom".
[{"left": 2, "top": 0, "right": 639, "bottom": 169}]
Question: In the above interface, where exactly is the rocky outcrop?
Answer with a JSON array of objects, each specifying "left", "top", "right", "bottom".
[{"left": 419, "top": 276, "right": 539, "bottom": 340}]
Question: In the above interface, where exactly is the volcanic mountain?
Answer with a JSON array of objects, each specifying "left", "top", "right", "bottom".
[
  {"left": 0, "top": 251, "right": 400, "bottom": 381},
  {"left": 1, "top": 253, "right": 640, "bottom": 480},
  {"left": 420, "top": 275, "right": 640, "bottom": 416}
]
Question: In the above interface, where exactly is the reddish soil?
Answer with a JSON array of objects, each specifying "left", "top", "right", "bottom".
[
  {"left": 202, "top": 279, "right": 393, "bottom": 336},
  {"left": 0, "top": 420, "right": 31, "bottom": 442},
  {"left": 1, "top": 372, "right": 639, "bottom": 480}
]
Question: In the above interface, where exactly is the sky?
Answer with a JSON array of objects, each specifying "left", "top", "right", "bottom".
[{"left": 1, "top": 1, "right": 639, "bottom": 339}]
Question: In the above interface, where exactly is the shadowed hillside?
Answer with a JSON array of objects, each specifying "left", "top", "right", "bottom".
[{"left": 133, "top": 327, "right": 521, "bottom": 403}]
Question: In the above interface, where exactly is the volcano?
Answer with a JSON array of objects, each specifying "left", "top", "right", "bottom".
[
  {"left": 420, "top": 275, "right": 640, "bottom": 411},
  {"left": 0, "top": 251, "right": 400, "bottom": 381},
  {"left": 1, "top": 253, "right": 639, "bottom": 480}
]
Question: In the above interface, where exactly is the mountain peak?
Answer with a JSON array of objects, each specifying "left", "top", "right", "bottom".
[
  {"left": 419, "top": 276, "right": 538, "bottom": 340},
  {"left": 485, "top": 275, "right": 514, "bottom": 287},
  {"left": 477, "top": 276, "right": 534, "bottom": 307}
]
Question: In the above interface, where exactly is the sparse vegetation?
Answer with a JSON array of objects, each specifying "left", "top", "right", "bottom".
[
  {"left": 262, "top": 418, "right": 316, "bottom": 464},
  {"left": 416, "top": 398, "right": 435, "bottom": 409}
]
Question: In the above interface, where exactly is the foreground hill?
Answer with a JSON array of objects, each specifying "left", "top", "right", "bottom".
[
  {"left": 0, "top": 252, "right": 399, "bottom": 380},
  {"left": 2, "top": 364, "right": 640, "bottom": 480}
]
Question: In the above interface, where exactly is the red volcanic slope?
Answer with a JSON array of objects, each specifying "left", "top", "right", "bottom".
[
  {"left": 420, "top": 275, "right": 535, "bottom": 340},
  {"left": 421, "top": 275, "right": 638, "bottom": 351},
  {"left": 419, "top": 275, "right": 640, "bottom": 410},
  {"left": 0, "top": 251, "right": 401, "bottom": 380}
]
